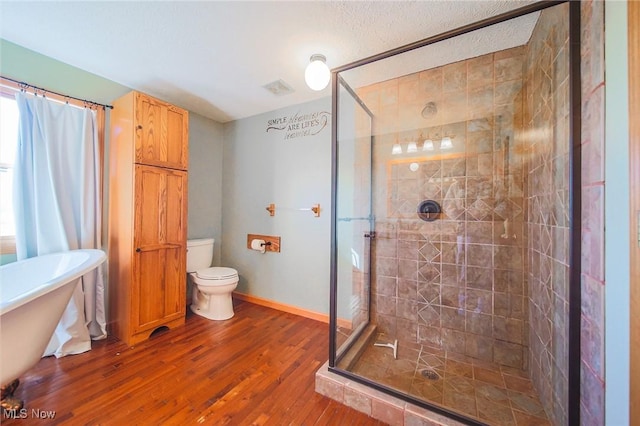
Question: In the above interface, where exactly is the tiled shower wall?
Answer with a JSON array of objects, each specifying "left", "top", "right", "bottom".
[
  {"left": 579, "top": 1, "right": 606, "bottom": 424},
  {"left": 360, "top": 46, "right": 531, "bottom": 369},
  {"left": 523, "top": 5, "right": 570, "bottom": 425},
  {"left": 340, "top": 3, "right": 606, "bottom": 424}
]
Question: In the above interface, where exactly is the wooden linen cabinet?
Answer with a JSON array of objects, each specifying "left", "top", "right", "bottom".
[{"left": 108, "top": 91, "right": 188, "bottom": 345}]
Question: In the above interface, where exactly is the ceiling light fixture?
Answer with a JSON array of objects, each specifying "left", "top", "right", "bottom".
[{"left": 305, "top": 54, "right": 330, "bottom": 91}]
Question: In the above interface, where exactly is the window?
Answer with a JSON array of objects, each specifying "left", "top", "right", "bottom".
[{"left": 0, "top": 95, "right": 18, "bottom": 254}]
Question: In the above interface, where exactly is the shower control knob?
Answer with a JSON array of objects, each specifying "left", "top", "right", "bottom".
[{"left": 417, "top": 200, "right": 442, "bottom": 222}]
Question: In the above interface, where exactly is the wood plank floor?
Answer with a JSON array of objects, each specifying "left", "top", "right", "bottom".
[{"left": 2, "top": 301, "right": 385, "bottom": 425}]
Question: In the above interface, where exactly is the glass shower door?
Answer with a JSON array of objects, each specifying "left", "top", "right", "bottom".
[{"left": 331, "top": 79, "right": 373, "bottom": 364}]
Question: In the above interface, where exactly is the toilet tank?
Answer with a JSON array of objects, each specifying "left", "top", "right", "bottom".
[{"left": 186, "top": 238, "right": 214, "bottom": 272}]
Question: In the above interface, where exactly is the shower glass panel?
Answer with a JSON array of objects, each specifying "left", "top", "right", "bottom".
[
  {"left": 330, "top": 3, "right": 573, "bottom": 425},
  {"left": 333, "top": 80, "right": 373, "bottom": 361}
]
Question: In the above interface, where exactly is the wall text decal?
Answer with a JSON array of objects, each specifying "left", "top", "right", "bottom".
[{"left": 266, "top": 110, "right": 331, "bottom": 140}]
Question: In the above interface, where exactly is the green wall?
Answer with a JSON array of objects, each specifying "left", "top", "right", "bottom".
[
  {"left": 0, "top": 253, "right": 16, "bottom": 265},
  {"left": 2, "top": 38, "right": 334, "bottom": 320},
  {"left": 0, "top": 39, "right": 129, "bottom": 107},
  {"left": 604, "top": 2, "right": 630, "bottom": 424},
  {"left": 222, "top": 98, "right": 332, "bottom": 315},
  {"left": 188, "top": 113, "right": 224, "bottom": 266},
  {"left": 0, "top": 39, "right": 224, "bottom": 273}
]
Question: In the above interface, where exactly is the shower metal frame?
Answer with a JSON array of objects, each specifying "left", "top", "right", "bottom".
[
  {"left": 328, "top": 1, "right": 582, "bottom": 424},
  {"left": 330, "top": 75, "right": 375, "bottom": 365}
]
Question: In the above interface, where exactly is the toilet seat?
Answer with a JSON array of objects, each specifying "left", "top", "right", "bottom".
[
  {"left": 196, "top": 267, "right": 238, "bottom": 280},
  {"left": 192, "top": 267, "right": 239, "bottom": 288}
]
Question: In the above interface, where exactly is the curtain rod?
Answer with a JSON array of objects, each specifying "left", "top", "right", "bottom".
[{"left": 0, "top": 75, "right": 113, "bottom": 110}]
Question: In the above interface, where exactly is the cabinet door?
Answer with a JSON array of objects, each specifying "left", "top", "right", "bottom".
[
  {"left": 133, "top": 165, "right": 187, "bottom": 332},
  {"left": 134, "top": 93, "right": 188, "bottom": 170}
]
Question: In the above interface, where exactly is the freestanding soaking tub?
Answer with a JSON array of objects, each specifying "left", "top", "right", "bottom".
[{"left": 0, "top": 250, "right": 106, "bottom": 394}]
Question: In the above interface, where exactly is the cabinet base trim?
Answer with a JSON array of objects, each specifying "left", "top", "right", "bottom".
[{"left": 110, "top": 315, "right": 186, "bottom": 346}]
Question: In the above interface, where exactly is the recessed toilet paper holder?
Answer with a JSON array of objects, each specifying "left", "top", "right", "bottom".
[{"left": 247, "top": 234, "right": 281, "bottom": 253}]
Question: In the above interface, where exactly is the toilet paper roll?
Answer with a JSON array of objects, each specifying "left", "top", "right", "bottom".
[{"left": 251, "top": 239, "right": 266, "bottom": 253}]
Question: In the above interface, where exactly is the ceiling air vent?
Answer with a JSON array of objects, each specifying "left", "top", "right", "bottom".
[{"left": 262, "top": 79, "right": 295, "bottom": 96}]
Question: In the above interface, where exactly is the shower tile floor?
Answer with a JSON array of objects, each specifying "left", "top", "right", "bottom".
[{"left": 349, "top": 342, "right": 551, "bottom": 425}]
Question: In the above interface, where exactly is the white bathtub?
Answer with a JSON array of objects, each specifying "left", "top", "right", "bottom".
[{"left": 0, "top": 249, "right": 106, "bottom": 386}]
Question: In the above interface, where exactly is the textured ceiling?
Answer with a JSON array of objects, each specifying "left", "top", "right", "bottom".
[{"left": 0, "top": 1, "right": 539, "bottom": 123}]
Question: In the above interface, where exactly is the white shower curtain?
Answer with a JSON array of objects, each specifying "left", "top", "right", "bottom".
[{"left": 13, "top": 92, "right": 106, "bottom": 358}]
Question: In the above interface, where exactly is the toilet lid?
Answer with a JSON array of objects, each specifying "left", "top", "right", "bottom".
[{"left": 196, "top": 267, "right": 238, "bottom": 280}]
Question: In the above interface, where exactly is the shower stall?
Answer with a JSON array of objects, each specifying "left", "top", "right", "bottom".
[{"left": 328, "top": 2, "right": 580, "bottom": 425}]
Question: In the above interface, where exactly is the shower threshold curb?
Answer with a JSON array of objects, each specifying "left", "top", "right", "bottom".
[{"left": 315, "top": 361, "right": 467, "bottom": 426}]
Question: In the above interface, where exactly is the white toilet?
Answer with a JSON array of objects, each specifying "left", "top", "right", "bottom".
[{"left": 186, "top": 238, "right": 239, "bottom": 320}]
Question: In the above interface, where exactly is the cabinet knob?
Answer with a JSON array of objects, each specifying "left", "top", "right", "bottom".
[
  {"left": 136, "top": 125, "right": 143, "bottom": 130},
  {"left": 136, "top": 248, "right": 141, "bottom": 253}
]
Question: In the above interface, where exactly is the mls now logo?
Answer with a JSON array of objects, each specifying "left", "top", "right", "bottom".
[
  {"left": 3, "top": 408, "right": 56, "bottom": 419},
  {"left": 3, "top": 408, "right": 28, "bottom": 419}
]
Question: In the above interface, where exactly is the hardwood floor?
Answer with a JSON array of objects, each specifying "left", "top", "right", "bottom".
[{"left": 2, "top": 301, "right": 385, "bottom": 425}]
